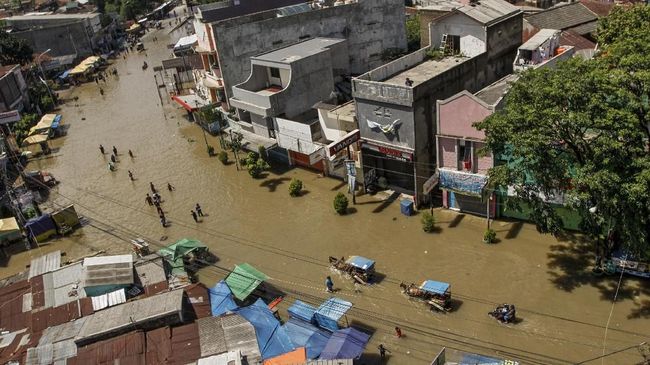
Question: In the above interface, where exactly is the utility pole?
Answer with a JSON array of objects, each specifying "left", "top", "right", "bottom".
[
  {"left": 35, "top": 49, "right": 55, "bottom": 106},
  {"left": 229, "top": 130, "right": 240, "bottom": 170}
]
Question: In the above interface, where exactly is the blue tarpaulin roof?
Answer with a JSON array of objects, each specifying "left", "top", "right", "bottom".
[
  {"left": 50, "top": 115, "right": 62, "bottom": 129},
  {"left": 314, "top": 297, "right": 352, "bottom": 332},
  {"left": 420, "top": 280, "right": 450, "bottom": 295},
  {"left": 209, "top": 280, "right": 238, "bottom": 316},
  {"left": 236, "top": 299, "right": 295, "bottom": 360},
  {"left": 345, "top": 256, "right": 374, "bottom": 270},
  {"left": 460, "top": 353, "right": 511, "bottom": 364},
  {"left": 283, "top": 318, "right": 331, "bottom": 360},
  {"left": 319, "top": 327, "right": 370, "bottom": 360},
  {"left": 25, "top": 214, "right": 56, "bottom": 237},
  {"left": 287, "top": 300, "right": 317, "bottom": 323}
]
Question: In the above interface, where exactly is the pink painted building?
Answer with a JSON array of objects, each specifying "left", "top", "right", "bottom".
[{"left": 435, "top": 74, "right": 518, "bottom": 216}]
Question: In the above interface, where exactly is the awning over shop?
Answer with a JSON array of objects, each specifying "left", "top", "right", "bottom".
[
  {"left": 225, "top": 263, "right": 267, "bottom": 301},
  {"left": 28, "top": 114, "right": 59, "bottom": 135},
  {"left": 236, "top": 299, "right": 296, "bottom": 360},
  {"left": 263, "top": 347, "right": 306, "bottom": 365},
  {"left": 319, "top": 327, "right": 370, "bottom": 360},
  {"left": 0, "top": 217, "right": 20, "bottom": 240},
  {"left": 172, "top": 94, "right": 210, "bottom": 112},
  {"left": 209, "top": 280, "right": 238, "bottom": 316},
  {"left": 439, "top": 168, "right": 487, "bottom": 197},
  {"left": 22, "top": 134, "right": 49, "bottom": 146}
]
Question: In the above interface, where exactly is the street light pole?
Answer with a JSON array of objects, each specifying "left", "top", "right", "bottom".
[{"left": 35, "top": 49, "right": 55, "bottom": 105}]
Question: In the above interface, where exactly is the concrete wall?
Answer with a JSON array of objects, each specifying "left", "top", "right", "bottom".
[
  {"left": 196, "top": 0, "right": 306, "bottom": 23},
  {"left": 274, "top": 116, "right": 321, "bottom": 154},
  {"left": 429, "top": 12, "right": 486, "bottom": 56},
  {"left": 438, "top": 136, "right": 456, "bottom": 169},
  {"left": 437, "top": 92, "right": 490, "bottom": 139},
  {"left": 6, "top": 14, "right": 101, "bottom": 33},
  {"left": 12, "top": 22, "right": 94, "bottom": 58},
  {"left": 0, "top": 67, "right": 29, "bottom": 112},
  {"left": 419, "top": 8, "right": 451, "bottom": 48},
  {"left": 280, "top": 52, "right": 335, "bottom": 118},
  {"left": 213, "top": 0, "right": 407, "bottom": 98},
  {"left": 194, "top": 19, "right": 213, "bottom": 52},
  {"left": 474, "top": 141, "right": 492, "bottom": 174}
]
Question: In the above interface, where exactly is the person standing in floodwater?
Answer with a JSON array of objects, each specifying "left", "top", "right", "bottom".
[
  {"left": 145, "top": 194, "right": 153, "bottom": 206},
  {"left": 99, "top": 88, "right": 104, "bottom": 96},
  {"left": 378, "top": 344, "right": 390, "bottom": 359},
  {"left": 160, "top": 216, "right": 167, "bottom": 227},
  {"left": 326, "top": 276, "right": 334, "bottom": 293},
  {"left": 110, "top": 154, "right": 116, "bottom": 163},
  {"left": 150, "top": 182, "right": 156, "bottom": 194},
  {"left": 128, "top": 150, "right": 134, "bottom": 158},
  {"left": 195, "top": 203, "right": 203, "bottom": 217},
  {"left": 191, "top": 210, "right": 198, "bottom": 222},
  {"left": 99, "top": 144, "right": 105, "bottom": 154},
  {"left": 167, "top": 182, "right": 175, "bottom": 191},
  {"left": 128, "top": 170, "right": 134, "bottom": 181}
]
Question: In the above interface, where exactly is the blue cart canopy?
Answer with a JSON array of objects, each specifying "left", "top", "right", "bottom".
[
  {"left": 345, "top": 256, "right": 375, "bottom": 271},
  {"left": 287, "top": 300, "right": 317, "bottom": 323},
  {"left": 319, "top": 327, "right": 370, "bottom": 360},
  {"left": 236, "top": 299, "right": 295, "bottom": 360},
  {"left": 314, "top": 297, "right": 352, "bottom": 332},
  {"left": 420, "top": 280, "right": 450, "bottom": 295}
]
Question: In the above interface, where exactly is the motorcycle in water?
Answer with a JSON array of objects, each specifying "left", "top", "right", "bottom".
[{"left": 488, "top": 304, "right": 516, "bottom": 324}]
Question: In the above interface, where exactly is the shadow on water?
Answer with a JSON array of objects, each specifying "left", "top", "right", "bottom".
[
  {"left": 448, "top": 214, "right": 465, "bottom": 228},
  {"left": 505, "top": 221, "right": 524, "bottom": 239},
  {"left": 259, "top": 177, "right": 290, "bottom": 192},
  {"left": 372, "top": 191, "right": 400, "bottom": 214},
  {"left": 330, "top": 180, "right": 347, "bottom": 191}
]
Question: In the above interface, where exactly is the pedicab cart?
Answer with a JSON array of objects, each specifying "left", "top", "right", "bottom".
[
  {"left": 419, "top": 280, "right": 452, "bottom": 312},
  {"left": 329, "top": 255, "right": 375, "bottom": 284}
]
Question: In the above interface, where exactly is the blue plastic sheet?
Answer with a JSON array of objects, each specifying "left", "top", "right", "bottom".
[
  {"left": 460, "top": 354, "right": 508, "bottom": 364},
  {"left": 236, "top": 299, "right": 295, "bottom": 360},
  {"left": 25, "top": 214, "right": 56, "bottom": 238},
  {"left": 420, "top": 280, "right": 450, "bottom": 295},
  {"left": 287, "top": 300, "right": 317, "bottom": 323},
  {"left": 283, "top": 318, "right": 331, "bottom": 360},
  {"left": 319, "top": 327, "right": 370, "bottom": 360},
  {"left": 209, "top": 280, "right": 238, "bottom": 316},
  {"left": 314, "top": 297, "right": 352, "bottom": 332}
]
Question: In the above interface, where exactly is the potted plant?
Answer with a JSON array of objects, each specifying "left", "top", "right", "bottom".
[
  {"left": 288, "top": 178, "right": 303, "bottom": 197},
  {"left": 421, "top": 212, "right": 436, "bottom": 233},
  {"left": 217, "top": 151, "right": 229, "bottom": 164},
  {"left": 483, "top": 228, "right": 497, "bottom": 244},
  {"left": 333, "top": 192, "right": 349, "bottom": 215}
]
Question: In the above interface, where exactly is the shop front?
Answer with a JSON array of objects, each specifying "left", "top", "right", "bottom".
[
  {"left": 439, "top": 168, "right": 494, "bottom": 216},
  {"left": 361, "top": 140, "right": 415, "bottom": 194}
]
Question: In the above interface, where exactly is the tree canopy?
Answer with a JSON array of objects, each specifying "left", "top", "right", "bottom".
[
  {"left": 406, "top": 14, "right": 421, "bottom": 53},
  {"left": 476, "top": 5, "right": 650, "bottom": 258},
  {"left": 0, "top": 31, "right": 33, "bottom": 66}
]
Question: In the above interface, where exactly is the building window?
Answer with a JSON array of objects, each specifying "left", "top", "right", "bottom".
[
  {"left": 458, "top": 140, "right": 472, "bottom": 171},
  {"left": 269, "top": 67, "right": 280, "bottom": 78}
]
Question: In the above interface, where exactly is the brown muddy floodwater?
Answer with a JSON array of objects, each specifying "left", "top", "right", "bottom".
[{"left": 1, "top": 21, "right": 648, "bottom": 365}]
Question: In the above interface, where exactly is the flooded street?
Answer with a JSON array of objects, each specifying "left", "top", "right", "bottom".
[{"left": 1, "top": 20, "right": 648, "bottom": 365}]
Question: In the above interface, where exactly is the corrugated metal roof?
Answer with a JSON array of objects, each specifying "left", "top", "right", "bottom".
[
  {"left": 185, "top": 283, "right": 212, "bottom": 320},
  {"left": 75, "top": 289, "right": 185, "bottom": 345},
  {"left": 25, "top": 339, "right": 77, "bottom": 365},
  {"left": 519, "top": 28, "right": 559, "bottom": 50},
  {"left": 70, "top": 330, "right": 146, "bottom": 365},
  {"left": 0, "top": 280, "right": 32, "bottom": 332},
  {"left": 28, "top": 251, "right": 61, "bottom": 279},
  {"left": 221, "top": 313, "right": 261, "bottom": 364},
  {"left": 197, "top": 351, "right": 242, "bottom": 365},
  {"left": 170, "top": 323, "right": 201, "bottom": 365},
  {"left": 456, "top": 0, "right": 520, "bottom": 25},
  {"left": 525, "top": 3, "right": 597, "bottom": 31},
  {"left": 146, "top": 327, "right": 172, "bottom": 364},
  {"left": 91, "top": 288, "right": 126, "bottom": 311},
  {"left": 42, "top": 261, "right": 86, "bottom": 308},
  {"left": 83, "top": 255, "right": 134, "bottom": 288},
  {"left": 134, "top": 256, "right": 167, "bottom": 288},
  {"left": 198, "top": 317, "right": 227, "bottom": 357}
]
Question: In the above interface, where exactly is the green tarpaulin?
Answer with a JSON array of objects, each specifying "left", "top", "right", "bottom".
[
  {"left": 157, "top": 238, "right": 207, "bottom": 276},
  {"left": 225, "top": 263, "right": 268, "bottom": 301}
]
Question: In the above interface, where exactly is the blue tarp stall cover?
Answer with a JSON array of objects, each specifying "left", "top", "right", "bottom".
[
  {"left": 283, "top": 318, "right": 331, "bottom": 360},
  {"left": 460, "top": 354, "right": 515, "bottom": 364},
  {"left": 236, "top": 299, "right": 295, "bottom": 360},
  {"left": 209, "top": 280, "right": 238, "bottom": 316},
  {"left": 25, "top": 214, "right": 57, "bottom": 242},
  {"left": 50, "top": 114, "right": 62, "bottom": 130},
  {"left": 314, "top": 297, "right": 352, "bottom": 332},
  {"left": 319, "top": 327, "right": 370, "bottom": 360},
  {"left": 420, "top": 280, "right": 450, "bottom": 295},
  {"left": 439, "top": 169, "right": 487, "bottom": 197},
  {"left": 287, "top": 300, "right": 317, "bottom": 323}
]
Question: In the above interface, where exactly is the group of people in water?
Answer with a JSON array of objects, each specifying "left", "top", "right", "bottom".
[
  {"left": 144, "top": 182, "right": 205, "bottom": 227},
  {"left": 100, "top": 144, "right": 134, "bottom": 172}
]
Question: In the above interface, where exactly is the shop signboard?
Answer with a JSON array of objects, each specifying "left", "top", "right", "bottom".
[
  {"left": 309, "top": 148, "right": 325, "bottom": 165},
  {"left": 363, "top": 141, "right": 413, "bottom": 162},
  {"left": 327, "top": 129, "right": 360, "bottom": 157},
  {"left": 0, "top": 110, "right": 21, "bottom": 125},
  {"left": 423, "top": 171, "right": 440, "bottom": 194}
]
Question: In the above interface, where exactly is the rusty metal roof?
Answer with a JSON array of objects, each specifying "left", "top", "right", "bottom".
[
  {"left": 0, "top": 279, "right": 32, "bottom": 332},
  {"left": 170, "top": 323, "right": 201, "bottom": 365},
  {"left": 184, "top": 283, "right": 212, "bottom": 320},
  {"left": 69, "top": 330, "right": 146, "bottom": 365}
]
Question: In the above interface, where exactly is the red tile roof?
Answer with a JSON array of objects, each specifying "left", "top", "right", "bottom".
[
  {"left": 579, "top": 0, "right": 614, "bottom": 17},
  {"left": 560, "top": 30, "right": 597, "bottom": 50}
]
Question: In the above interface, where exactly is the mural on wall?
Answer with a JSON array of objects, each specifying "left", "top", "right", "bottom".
[{"left": 366, "top": 107, "right": 402, "bottom": 138}]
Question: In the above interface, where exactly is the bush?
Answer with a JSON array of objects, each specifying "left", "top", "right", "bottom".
[
  {"left": 483, "top": 228, "right": 497, "bottom": 243},
  {"left": 288, "top": 178, "right": 303, "bottom": 197},
  {"left": 247, "top": 159, "right": 269, "bottom": 178},
  {"left": 421, "top": 212, "right": 436, "bottom": 233},
  {"left": 333, "top": 192, "right": 348, "bottom": 215},
  {"left": 258, "top": 145, "right": 267, "bottom": 160},
  {"left": 217, "top": 151, "right": 228, "bottom": 164},
  {"left": 245, "top": 151, "right": 260, "bottom": 166}
]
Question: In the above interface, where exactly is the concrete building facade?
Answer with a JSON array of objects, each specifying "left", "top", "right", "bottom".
[
  {"left": 351, "top": 0, "right": 521, "bottom": 204},
  {"left": 211, "top": 0, "right": 407, "bottom": 107},
  {"left": 0, "top": 65, "right": 30, "bottom": 113},
  {"left": 5, "top": 13, "right": 118, "bottom": 59}
]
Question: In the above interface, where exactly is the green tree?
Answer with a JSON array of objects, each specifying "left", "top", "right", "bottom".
[
  {"left": 476, "top": 57, "right": 650, "bottom": 257},
  {"left": 0, "top": 32, "right": 33, "bottom": 66},
  {"left": 406, "top": 14, "right": 421, "bottom": 52}
]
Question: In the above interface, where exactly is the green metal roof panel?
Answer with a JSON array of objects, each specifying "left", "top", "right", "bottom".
[{"left": 225, "top": 263, "right": 267, "bottom": 301}]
